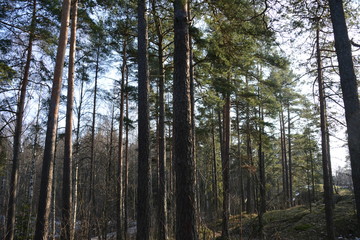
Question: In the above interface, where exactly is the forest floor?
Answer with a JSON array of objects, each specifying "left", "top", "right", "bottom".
[{"left": 206, "top": 192, "right": 360, "bottom": 239}]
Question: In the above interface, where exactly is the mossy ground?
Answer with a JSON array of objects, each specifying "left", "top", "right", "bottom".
[{"left": 206, "top": 192, "right": 359, "bottom": 239}]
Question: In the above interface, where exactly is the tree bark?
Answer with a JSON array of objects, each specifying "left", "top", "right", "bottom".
[
  {"left": 61, "top": 1, "right": 78, "bottom": 239},
  {"left": 6, "top": 1, "right": 36, "bottom": 239},
  {"left": 33, "top": 0, "right": 71, "bottom": 238},
  {"left": 173, "top": 0, "right": 198, "bottom": 238},
  {"left": 328, "top": 0, "right": 360, "bottom": 224},
  {"left": 136, "top": 0, "right": 151, "bottom": 239},
  {"left": 316, "top": 23, "right": 335, "bottom": 240}
]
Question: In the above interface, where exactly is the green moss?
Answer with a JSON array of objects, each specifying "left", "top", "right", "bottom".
[{"left": 294, "top": 223, "right": 313, "bottom": 231}]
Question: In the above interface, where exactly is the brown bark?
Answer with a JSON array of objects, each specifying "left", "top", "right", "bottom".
[
  {"left": 33, "top": 0, "right": 71, "bottom": 238},
  {"left": 6, "top": 1, "right": 36, "bottom": 239},
  {"left": 173, "top": 0, "right": 198, "bottom": 238},
  {"left": 61, "top": 1, "right": 78, "bottom": 239},
  {"left": 136, "top": 0, "right": 151, "bottom": 238}
]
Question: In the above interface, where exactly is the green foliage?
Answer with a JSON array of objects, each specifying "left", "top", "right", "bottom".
[{"left": 0, "top": 61, "right": 16, "bottom": 82}]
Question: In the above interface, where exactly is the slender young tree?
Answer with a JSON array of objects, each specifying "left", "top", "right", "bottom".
[
  {"left": 5, "top": 1, "right": 36, "bottom": 239},
  {"left": 136, "top": 0, "right": 151, "bottom": 239},
  {"left": 61, "top": 0, "right": 78, "bottom": 239},
  {"left": 328, "top": 0, "right": 360, "bottom": 224},
  {"left": 33, "top": 0, "right": 71, "bottom": 238},
  {"left": 117, "top": 37, "right": 127, "bottom": 240},
  {"left": 173, "top": 0, "right": 198, "bottom": 239}
]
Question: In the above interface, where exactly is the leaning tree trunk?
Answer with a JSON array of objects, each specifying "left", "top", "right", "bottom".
[
  {"left": 61, "top": 1, "right": 78, "bottom": 239},
  {"left": 6, "top": 1, "right": 36, "bottom": 239},
  {"left": 173, "top": 0, "right": 198, "bottom": 239},
  {"left": 33, "top": 0, "right": 71, "bottom": 238},
  {"left": 136, "top": 0, "right": 151, "bottom": 239},
  {"left": 328, "top": 0, "right": 360, "bottom": 224}
]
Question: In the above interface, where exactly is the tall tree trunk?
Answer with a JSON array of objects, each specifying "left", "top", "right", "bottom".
[
  {"left": 27, "top": 88, "right": 42, "bottom": 237},
  {"left": 280, "top": 110, "right": 289, "bottom": 208},
  {"left": 173, "top": 0, "right": 198, "bottom": 238},
  {"left": 33, "top": 0, "right": 71, "bottom": 238},
  {"left": 221, "top": 95, "right": 230, "bottom": 240},
  {"left": 287, "top": 104, "right": 293, "bottom": 207},
  {"left": 6, "top": 1, "right": 36, "bottom": 239},
  {"left": 328, "top": 0, "right": 360, "bottom": 224},
  {"left": 51, "top": 136, "right": 58, "bottom": 240},
  {"left": 61, "top": 1, "right": 78, "bottom": 239},
  {"left": 136, "top": 0, "right": 151, "bottom": 239},
  {"left": 72, "top": 67, "right": 85, "bottom": 240},
  {"left": 89, "top": 45, "right": 100, "bottom": 239},
  {"left": 258, "top": 105, "right": 266, "bottom": 239},
  {"left": 150, "top": 1, "right": 167, "bottom": 238},
  {"left": 211, "top": 114, "right": 218, "bottom": 218},
  {"left": 235, "top": 102, "right": 244, "bottom": 239},
  {"left": 124, "top": 74, "right": 129, "bottom": 240},
  {"left": 157, "top": 44, "right": 167, "bottom": 240},
  {"left": 117, "top": 36, "right": 127, "bottom": 240},
  {"left": 316, "top": 24, "right": 335, "bottom": 239},
  {"left": 235, "top": 102, "right": 245, "bottom": 213}
]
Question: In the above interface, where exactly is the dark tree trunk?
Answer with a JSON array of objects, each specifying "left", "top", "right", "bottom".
[
  {"left": 221, "top": 95, "right": 230, "bottom": 240},
  {"left": 280, "top": 110, "right": 289, "bottom": 208},
  {"left": 33, "top": 0, "right": 71, "bottom": 238},
  {"left": 61, "top": 1, "right": 78, "bottom": 239},
  {"left": 316, "top": 23, "right": 335, "bottom": 240},
  {"left": 211, "top": 115, "right": 218, "bottom": 217},
  {"left": 258, "top": 105, "right": 266, "bottom": 239},
  {"left": 136, "top": 0, "right": 151, "bottom": 239},
  {"left": 287, "top": 104, "right": 293, "bottom": 207},
  {"left": 6, "top": 1, "right": 36, "bottom": 239},
  {"left": 328, "top": 0, "right": 360, "bottom": 224},
  {"left": 150, "top": 1, "right": 167, "bottom": 238},
  {"left": 124, "top": 74, "right": 129, "bottom": 240},
  {"left": 235, "top": 102, "right": 245, "bottom": 213},
  {"left": 173, "top": 0, "right": 198, "bottom": 238}
]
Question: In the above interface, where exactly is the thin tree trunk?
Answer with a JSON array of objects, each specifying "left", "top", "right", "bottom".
[
  {"left": 211, "top": 114, "right": 218, "bottom": 218},
  {"left": 124, "top": 75, "right": 129, "bottom": 240},
  {"left": 173, "top": 0, "right": 198, "bottom": 238},
  {"left": 287, "top": 104, "right": 293, "bottom": 207},
  {"left": 117, "top": 36, "right": 127, "bottom": 240},
  {"left": 51, "top": 136, "right": 58, "bottom": 240},
  {"left": 258, "top": 105, "right": 266, "bottom": 239},
  {"left": 150, "top": 1, "right": 167, "bottom": 238},
  {"left": 61, "top": 1, "right": 78, "bottom": 239},
  {"left": 6, "top": 1, "right": 36, "bottom": 239},
  {"left": 33, "top": 0, "right": 71, "bottom": 238},
  {"left": 88, "top": 45, "right": 100, "bottom": 240},
  {"left": 316, "top": 24, "right": 335, "bottom": 240},
  {"left": 221, "top": 95, "right": 230, "bottom": 240},
  {"left": 72, "top": 67, "right": 85, "bottom": 240},
  {"left": 136, "top": 0, "right": 151, "bottom": 238},
  {"left": 26, "top": 88, "right": 42, "bottom": 237}
]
